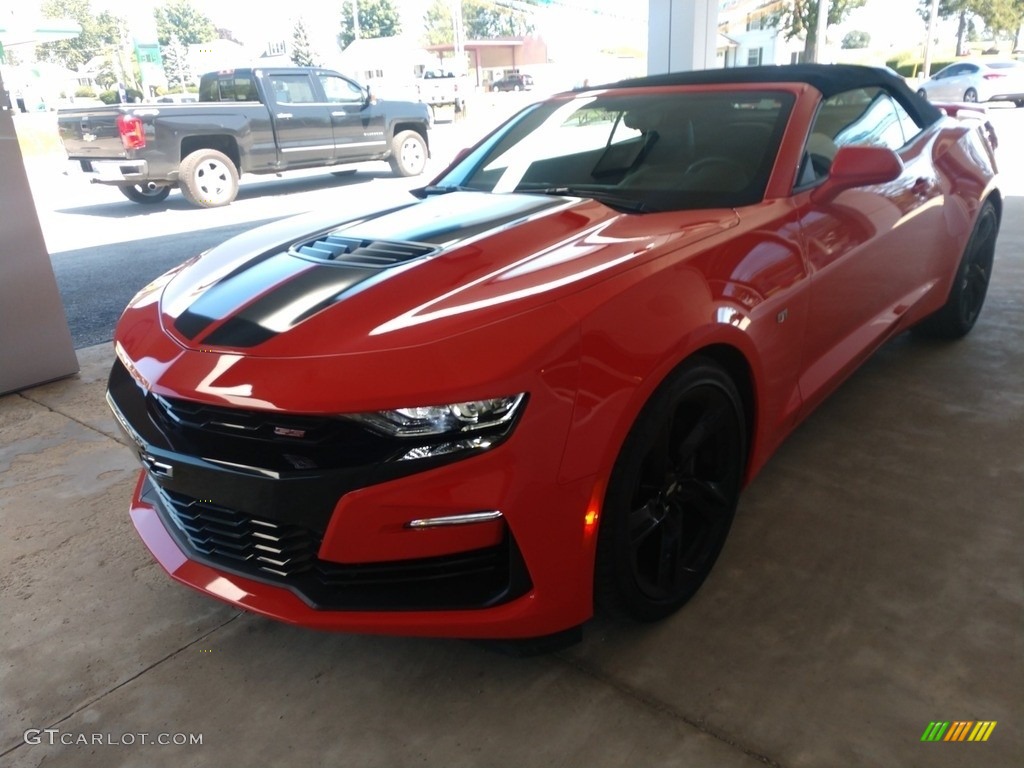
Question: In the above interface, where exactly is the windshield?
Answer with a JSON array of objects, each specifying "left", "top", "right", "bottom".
[{"left": 432, "top": 89, "right": 794, "bottom": 211}]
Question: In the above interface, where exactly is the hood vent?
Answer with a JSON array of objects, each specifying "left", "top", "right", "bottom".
[{"left": 292, "top": 234, "right": 435, "bottom": 268}]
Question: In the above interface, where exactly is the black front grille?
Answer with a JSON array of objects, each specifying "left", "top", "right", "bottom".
[
  {"left": 150, "top": 482, "right": 529, "bottom": 611},
  {"left": 145, "top": 388, "right": 401, "bottom": 472},
  {"left": 162, "top": 489, "right": 317, "bottom": 577}
]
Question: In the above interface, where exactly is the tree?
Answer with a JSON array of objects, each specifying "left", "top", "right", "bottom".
[
  {"left": 424, "top": 0, "right": 536, "bottom": 45},
  {"left": 337, "top": 0, "right": 402, "bottom": 51},
  {"left": 770, "top": 0, "right": 868, "bottom": 61},
  {"left": 162, "top": 34, "right": 191, "bottom": 90},
  {"left": 36, "top": 0, "right": 125, "bottom": 70},
  {"left": 154, "top": 0, "right": 217, "bottom": 48},
  {"left": 291, "top": 18, "right": 319, "bottom": 66},
  {"left": 918, "top": 0, "right": 1024, "bottom": 55},
  {"left": 841, "top": 30, "right": 871, "bottom": 48}
]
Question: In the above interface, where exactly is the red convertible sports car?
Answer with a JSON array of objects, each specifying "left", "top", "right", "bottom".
[{"left": 107, "top": 65, "right": 1000, "bottom": 643}]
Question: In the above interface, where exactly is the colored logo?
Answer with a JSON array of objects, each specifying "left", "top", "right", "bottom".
[{"left": 921, "top": 721, "right": 997, "bottom": 742}]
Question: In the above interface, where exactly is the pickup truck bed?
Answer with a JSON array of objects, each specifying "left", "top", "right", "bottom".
[{"left": 58, "top": 67, "right": 432, "bottom": 207}]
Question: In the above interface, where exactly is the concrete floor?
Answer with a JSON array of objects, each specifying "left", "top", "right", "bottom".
[{"left": 3, "top": 211, "right": 1022, "bottom": 766}]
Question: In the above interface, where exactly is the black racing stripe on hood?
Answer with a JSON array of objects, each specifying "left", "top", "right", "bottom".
[
  {"left": 197, "top": 261, "right": 380, "bottom": 348},
  {"left": 173, "top": 252, "right": 311, "bottom": 341}
]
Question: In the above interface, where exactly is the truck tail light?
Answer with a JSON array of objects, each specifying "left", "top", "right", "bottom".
[{"left": 117, "top": 114, "right": 146, "bottom": 150}]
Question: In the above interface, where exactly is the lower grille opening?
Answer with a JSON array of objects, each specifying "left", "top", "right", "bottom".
[{"left": 146, "top": 480, "right": 530, "bottom": 611}]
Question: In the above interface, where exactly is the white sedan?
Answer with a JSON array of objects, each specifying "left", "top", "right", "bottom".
[{"left": 917, "top": 60, "right": 1024, "bottom": 106}]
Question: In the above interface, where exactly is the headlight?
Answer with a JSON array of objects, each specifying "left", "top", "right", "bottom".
[
  {"left": 349, "top": 394, "right": 526, "bottom": 438},
  {"left": 347, "top": 394, "right": 526, "bottom": 462}
]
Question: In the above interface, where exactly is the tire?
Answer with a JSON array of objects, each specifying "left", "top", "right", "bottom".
[
  {"left": 178, "top": 149, "right": 239, "bottom": 208},
  {"left": 595, "top": 358, "right": 746, "bottom": 622},
  {"left": 963, "top": 87, "right": 978, "bottom": 103},
  {"left": 912, "top": 201, "right": 998, "bottom": 339},
  {"left": 1014, "top": 99, "right": 1024, "bottom": 108},
  {"left": 119, "top": 184, "right": 170, "bottom": 204},
  {"left": 387, "top": 130, "right": 427, "bottom": 177}
]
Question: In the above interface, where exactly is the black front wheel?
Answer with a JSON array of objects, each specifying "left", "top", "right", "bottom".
[
  {"left": 595, "top": 358, "right": 746, "bottom": 622},
  {"left": 912, "top": 200, "right": 998, "bottom": 339},
  {"left": 963, "top": 88, "right": 979, "bottom": 103},
  {"left": 119, "top": 184, "right": 170, "bottom": 204}
]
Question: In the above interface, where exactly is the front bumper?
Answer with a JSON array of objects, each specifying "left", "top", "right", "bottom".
[{"left": 109, "top": 356, "right": 599, "bottom": 638}]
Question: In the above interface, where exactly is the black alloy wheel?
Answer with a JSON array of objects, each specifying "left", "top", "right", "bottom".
[
  {"left": 596, "top": 358, "right": 746, "bottom": 622},
  {"left": 913, "top": 200, "right": 998, "bottom": 339}
]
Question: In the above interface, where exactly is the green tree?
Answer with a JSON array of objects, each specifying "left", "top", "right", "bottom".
[
  {"left": 424, "top": 0, "right": 536, "bottom": 45},
  {"left": 919, "top": 0, "right": 1023, "bottom": 54},
  {"left": 162, "top": 34, "right": 191, "bottom": 90},
  {"left": 841, "top": 29, "right": 871, "bottom": 48},
  {"left": 154, "top": 0, "right": 217, "bottom": 47},
  {"left": 770, "top": 0, "right": 868, "bottom": 61},
  {"left": 35, "top": 0, "right": 124, "bottom": 70},
  {"left": 291, "top": 18, "right": 319, "bottom": 66},
  {"left": 338, "top": 0, "right": 402, "bottom": 51}
]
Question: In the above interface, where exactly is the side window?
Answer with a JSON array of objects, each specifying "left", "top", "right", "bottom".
[
  {"left": 319, "top": 74, "right": 364, "bottom": 104},
  {"left": 797, "top": 88, "right": 908, "bottom": 187},
  {"left": 893, "top": 99, "right": 922, "bottom": 145},
  {"left": 268, "top": 74, "right": 317, "bottom": 104}
]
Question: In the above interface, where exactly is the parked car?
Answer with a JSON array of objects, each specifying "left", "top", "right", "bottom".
[
  {"left": 57, "top": 67, "right": 432, "bottom": 207},
  {"left": 107, "top": 65, "right": 999, "bottom": 643},
  {"left": 491, "top": 73, "right": 534, "bottom": 92},
  {"left": 916, "top": 59, "right": 1024, "bottom": 106}
]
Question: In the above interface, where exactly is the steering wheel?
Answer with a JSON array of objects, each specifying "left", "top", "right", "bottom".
[{"left": 683, "top": 157, "right": 750, "bottom": 191}]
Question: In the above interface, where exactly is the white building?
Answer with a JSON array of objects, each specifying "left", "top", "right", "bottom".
[{"left": 717, "top": 0, "right": 806, "bottom": 67}]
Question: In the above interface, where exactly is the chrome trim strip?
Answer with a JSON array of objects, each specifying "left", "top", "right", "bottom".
[
  {"left": 280, "top": 144, "right": 336, "bottom": 153},
  {"left": 405, "top": 510, "right": 504, "bottom": 529}
]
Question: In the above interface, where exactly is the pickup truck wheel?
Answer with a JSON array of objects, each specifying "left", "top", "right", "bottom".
[
  {"left": 119, "top": 184, "right": 170, "bottom": 204},
  {"left": 388, "top": 131, "right": 427, "bottom": 177},
  {"left": 179, "top": 149, "right": 239, "bottom": 207}
]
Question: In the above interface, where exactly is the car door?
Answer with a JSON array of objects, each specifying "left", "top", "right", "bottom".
[
  {"left": 793, "top": 88, "right": 946, "bottom": 412},
  {"left": 265, "top": 71, "right": 333, "bottom": 167},
  {"left": 928, "top": 64, "right": 965, "bottom": 100},
  {"left": 317, "top": 72, "right": 388, "bottom": 162},
  {"left": 940, "top": 63, "right": 978, "bottom": 100}
]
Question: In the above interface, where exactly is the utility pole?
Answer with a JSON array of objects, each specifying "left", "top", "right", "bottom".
[
  {"left": 450, "top": 0, "right": 465, "bottom": 68},
  {"left": 922, "top": 0, "right": 940, "bottom": 81},
  {"left": 814, "top": 0, "right": 829, "bottom": 63},
  {"left": 352, "top": 0, "right": 360, "bottom": 40}
]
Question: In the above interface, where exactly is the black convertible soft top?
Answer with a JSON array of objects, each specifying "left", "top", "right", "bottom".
[{"left": 601, "top": 64, "right": 942, "bottom": 127}]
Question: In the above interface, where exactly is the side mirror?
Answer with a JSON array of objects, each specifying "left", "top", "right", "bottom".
[
  {"left": 811, "top": 145, "right": 904, "bottom": 203},
  {"left": 364, "top": 85, "right": 375, "bottom": 106}
]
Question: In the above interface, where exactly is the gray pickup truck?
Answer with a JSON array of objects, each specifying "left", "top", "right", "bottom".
[{"left": 57, "top": 67, "right": 432, "bottom": 207}]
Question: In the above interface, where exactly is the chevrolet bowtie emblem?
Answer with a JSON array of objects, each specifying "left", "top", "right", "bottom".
[{"left": 140, "top": 452, "right": 174, "bottom": 478}]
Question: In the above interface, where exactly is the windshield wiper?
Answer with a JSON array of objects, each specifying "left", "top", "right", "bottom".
[
  {"left": 518, "top": 185, "right": 655, "bottom": 214},
  {"left": 410, "top": 184, "right": 475, "bottom": 199}
]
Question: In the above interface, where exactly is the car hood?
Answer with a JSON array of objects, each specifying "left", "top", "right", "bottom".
[{"left": 153, "top": 191, "right": 737, "bottom": 358}]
